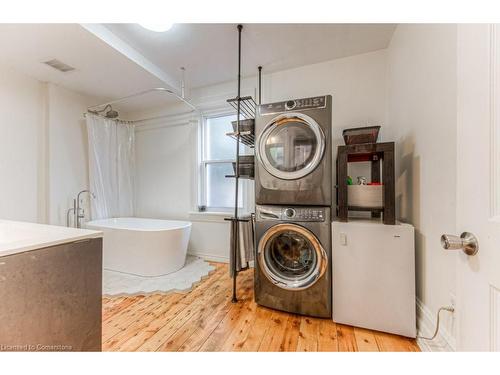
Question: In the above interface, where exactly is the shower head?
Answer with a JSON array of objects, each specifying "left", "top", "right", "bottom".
[
  {"left": 105, "top": 108, "right": 119, "bottom": 119},
  {"left": 91, "top": 104, "right": 119, "bottom": 119}
]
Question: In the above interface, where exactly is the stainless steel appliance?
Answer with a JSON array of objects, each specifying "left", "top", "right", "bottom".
[
  {"left": 255, "top": 95, "right": 332, "bottom": 206},
  {"left": 254, "top": 205, "right": 332, "bottom": 318}
]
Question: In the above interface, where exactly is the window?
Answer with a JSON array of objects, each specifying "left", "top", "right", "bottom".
[{"left": 199, "top": 114, "right": 250, "bottom": 212}]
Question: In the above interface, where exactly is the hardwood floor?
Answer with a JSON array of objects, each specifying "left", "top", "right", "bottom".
[{"left": 102, "top": 263, "right": 420, "bottom": 352}]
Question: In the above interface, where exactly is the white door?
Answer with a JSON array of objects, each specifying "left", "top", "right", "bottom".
[{"left": 456, "top": 24, "right": 500, "bottom": 351}]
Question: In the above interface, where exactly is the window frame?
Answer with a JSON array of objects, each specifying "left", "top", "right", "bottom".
[{"left": 198, "top": 112, "right": 250, "bottom": 213}]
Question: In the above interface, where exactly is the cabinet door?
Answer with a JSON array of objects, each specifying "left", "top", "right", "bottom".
[{"left": 0, "top": 238, "right": 102, "bottom": 351}]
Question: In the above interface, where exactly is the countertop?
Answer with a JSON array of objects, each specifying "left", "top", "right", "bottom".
[{"left": 0, "top": 219, "right": 103, "bottom": 257}]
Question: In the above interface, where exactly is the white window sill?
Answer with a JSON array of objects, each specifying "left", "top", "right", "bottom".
[
  {"left": 188, "top": 211, "right": 231, "bottom": 223},
  {"left": 188, "top": 210, "right": 252, "bottom": 223}
]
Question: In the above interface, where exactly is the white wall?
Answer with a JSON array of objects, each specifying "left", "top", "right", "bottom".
[
  {"left": 47, "top": 84, "right": 95, "bottom": 226},
  {"left": 134, "top": 113, "right": 234, "bottom": 263},
  {"left": 0, "top": 64, "right": 45, "bottom": 222},
  {"left": 135, "top": 117, "right": 197, "bottom": 220},
  {"left": 0, "top": 63, "right": 98, "bottom": 226},
  {"left": 133, "top": 49, "right": 388, "bottom": 261},
  {"left": 387, "top": 24, "right": 458, "bottom": 344}
]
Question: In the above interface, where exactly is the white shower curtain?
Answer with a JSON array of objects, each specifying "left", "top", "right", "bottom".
[{"left": 86, "top": 113, "right": 135, "bottom": 220}]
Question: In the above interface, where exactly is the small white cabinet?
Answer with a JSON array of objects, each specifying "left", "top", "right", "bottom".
[{"left": 332, "top": 219, "right": 416, "bottom": 338}]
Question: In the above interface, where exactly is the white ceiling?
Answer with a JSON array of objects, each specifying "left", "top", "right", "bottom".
[
  {"left": 0, "top": 23, "right": 396, "bottom": 112},
  {"left": 103, "top": 23, "right": 396, "bottom": 89},
  {"left": 0, "top": 24, "right": 166, "bottom": 110}
]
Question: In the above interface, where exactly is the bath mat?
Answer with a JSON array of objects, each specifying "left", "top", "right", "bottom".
[{"left": 102, "top": 256, "right": 216, "bottom": 296}]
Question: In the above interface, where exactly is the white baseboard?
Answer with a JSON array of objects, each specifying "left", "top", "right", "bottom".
[
  {"left": 187, "top": 252, "right": 255, "bottom": 269},
  {"left": 187, "top": 250, "right": 229, "bottom": 264},
  {"left": 416, "top": 298, "right": 456, "bottom": 352}
]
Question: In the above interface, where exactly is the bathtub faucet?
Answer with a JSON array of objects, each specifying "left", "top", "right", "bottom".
[{"left": 76, "top": 190, "right": 96, "bottom": 228}]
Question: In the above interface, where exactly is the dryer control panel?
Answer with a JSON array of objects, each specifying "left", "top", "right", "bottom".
[
  {"left": 259, "top": 95, "right": 327, "bottom": 115},
  {"left": 257, "top": 205, "right": 326, "bottom": 222}
]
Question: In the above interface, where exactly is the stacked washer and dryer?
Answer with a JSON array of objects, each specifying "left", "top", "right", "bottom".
[
  {"left": 252, "top": 95, "right": 416, "bottom": 338},
  {"left": 254, "top": 95, "right": 333, "bottom": 318}
]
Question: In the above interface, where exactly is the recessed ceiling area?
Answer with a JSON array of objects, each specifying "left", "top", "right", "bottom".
[{"left": 103, "top": 23, "right": 397, "bottom": 89}]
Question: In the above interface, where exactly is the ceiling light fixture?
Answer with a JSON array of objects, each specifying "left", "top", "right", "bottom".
[{"left": 138, "top": 23, "right": 173, "bottom": 33}]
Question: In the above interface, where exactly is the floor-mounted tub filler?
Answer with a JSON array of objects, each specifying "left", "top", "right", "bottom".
[{"left": 86, "top": 217, "right": 192, "bottom": 277}]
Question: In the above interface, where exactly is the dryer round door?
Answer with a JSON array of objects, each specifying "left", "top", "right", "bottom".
[
  {"left": 258, "top": 112, "right": 325, "bottom": 180},
  {"left": 257, "top": 223, "right": 328, "bottom": 290}
]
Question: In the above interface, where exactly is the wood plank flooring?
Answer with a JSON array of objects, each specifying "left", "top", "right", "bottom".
[{"left": 102, "top": 262, "right": 420, "bottom": 352}]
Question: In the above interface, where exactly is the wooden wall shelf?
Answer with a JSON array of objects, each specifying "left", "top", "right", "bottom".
[{"left": 336, "top": 141, "right": 395, "bottom": 225}]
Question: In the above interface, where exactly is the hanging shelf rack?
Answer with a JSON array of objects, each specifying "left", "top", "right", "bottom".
[
  {"left": 227, "top": 96, "right": 256, "bottom": 119},
  {"left": 225, "top": 96, "right": 256, "bottom": 147},
  {"left": 225, "top": 130, "right": 255, "bottom": 148},
  {"left": 224, "top": 24, "right": 262, "bottom": 303}
]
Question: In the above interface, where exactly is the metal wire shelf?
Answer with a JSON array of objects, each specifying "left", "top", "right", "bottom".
[
  {"left": 227, "top": 96, "right": 256, "bottom": 119},
  {"left": 225, "top": 130, "right": 255, "bottom": 148}
]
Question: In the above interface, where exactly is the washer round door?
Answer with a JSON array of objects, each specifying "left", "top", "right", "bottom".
[
  {"left": 258, "top": 112, "right": 325, "bottom": 180},
  {"left": 258, "top": 223, "right": 328, "bottom": 290}
]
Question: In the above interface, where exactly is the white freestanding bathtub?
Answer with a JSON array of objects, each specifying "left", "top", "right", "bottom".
[{"left": 86, "top": 217, "right": 192, "bottom": 277}]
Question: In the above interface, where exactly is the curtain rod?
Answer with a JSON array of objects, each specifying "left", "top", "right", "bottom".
[
  {"left": 84, "top": 87, "right": 198, "bottom": 123},
  {"left": 84, "top": 109, "right": 196, "bottom": 124},
  {"left": 87, "top": 87, "right": 196, "bottom": 112},
  {"left": 87, "top": 87, "right": 197, "bottom": 112}
]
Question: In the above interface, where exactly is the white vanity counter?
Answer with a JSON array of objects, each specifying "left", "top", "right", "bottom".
[{"left": 0, "top": 219, "right": 102, "bottom": 257}]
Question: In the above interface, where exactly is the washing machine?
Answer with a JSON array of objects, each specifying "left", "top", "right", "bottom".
[
  {"left": 254, "top": 204, "right": 332, "bottom": 318},
  {"left": 255, "top": 95, "right": 332, "bottom": 206}
]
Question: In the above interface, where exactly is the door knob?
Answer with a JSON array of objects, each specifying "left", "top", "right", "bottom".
[{"left": 440, "top": 232, "right": 479, "bottom": 256}]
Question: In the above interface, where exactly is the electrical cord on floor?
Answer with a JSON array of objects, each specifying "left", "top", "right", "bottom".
[{"left": 417, "top": 306, "right": 455, "bottom": 340}]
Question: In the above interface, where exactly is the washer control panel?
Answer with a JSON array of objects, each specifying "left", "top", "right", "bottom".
[
  {"left": 286, "top": 207, "right": 325, "bottom": 222},
  {"left": 257, "top": 206, "right": 326, "bottom": 222},
  {"left": 259, "top": 96, "right": 327, "bottom": 115}
]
